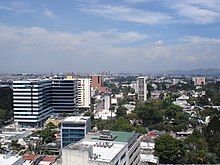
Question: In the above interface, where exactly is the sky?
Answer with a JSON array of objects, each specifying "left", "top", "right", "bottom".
[{"left": 0, "top": 0, "right": 220, "bottom": 73}]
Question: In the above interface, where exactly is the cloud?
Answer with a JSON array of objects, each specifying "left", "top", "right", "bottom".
[
  {"left": 0, "top": 1, "right": 35, "bottom": 14},
  {"left": 168, "top": 0, "right": 220, "bottom": 24},
  {"left": 0, "top": 24, "right": 219, "bottom": 73},
  {"left": 80, "top": 4, "right": 172, "bottom": 25},
  {"left": 43, "top": 8, "right": 56, "bottom": 20},
  {"left": 0, "top": 25, "right": 148, "bottom": 72}
]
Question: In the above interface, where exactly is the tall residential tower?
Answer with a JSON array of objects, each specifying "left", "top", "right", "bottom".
[{"left": 137, "top": 77, "right": 148, "bottom": 101}]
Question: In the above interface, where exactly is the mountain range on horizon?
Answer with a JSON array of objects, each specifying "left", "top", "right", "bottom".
[{"left": 159, "top": 68, "right": 220, "bottom": 76}]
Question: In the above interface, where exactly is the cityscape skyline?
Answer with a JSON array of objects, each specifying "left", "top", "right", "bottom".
[{"left": 0, "top": 0, "right": 220, "bottom": 73}]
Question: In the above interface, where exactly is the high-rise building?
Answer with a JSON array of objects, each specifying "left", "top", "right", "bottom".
[
  {"left": 52, "top": 78, "right": 78, "bottom": 114},
  {"left": 61, "top": 116, "right": 91, "bottom": 148},
  {"left": 13, "top": 80, "right": 52, "bottom": 128},
  {"left": 104, "top": 94, "right": 111, "bottom": 110},
  {"left": 13, "top": 77, "right": 79, "bottom": 128},
  {"left": 137, "top": 77, "right": 148, "bottom": 101},
  {"left": 62, "top": 130, "right": 141, "bottom": 165},
  {"left": 78, "top": 78, "right": 91, "bottom": 109},
  {"left": 90, "top": 75, "right": 107, "bottom": 92}
]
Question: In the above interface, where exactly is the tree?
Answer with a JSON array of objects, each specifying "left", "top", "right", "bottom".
[
  {"left": 112, "top": 117, "right": 134, "bottom": 132},
  {"left": 154, "top": 134, "right": 186, "bottom": 164},
  {"left": 39, "top": 127, "right": 56, "bottom": 144},
  {"left": 135, "top": 101, "right": 163, "bottom": 127},
  {"left": 135, "top": 125, "right": 147, "bottom": 134},
  {"left": 46, "top": 122, "right": 56, "bottom": 129},
  {"left": 116, "top": 105, "right": 127, "bottom": 118},
  {"left": 184, "top": 130, "right": 212, "bottom": 164},
  {"left": 159, "top": 93, "right": 165, "bottom": 101},
  {"left": 11, "top": 140, "right": 22, "bottom": 152},
  {"left": 204, "top": 112, "right": 220, "bottom": 160}
]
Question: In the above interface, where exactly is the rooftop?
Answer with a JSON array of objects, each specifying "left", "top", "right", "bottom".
[
  {"left": 89, "top": 131, "right": 140, "bottom": 144},
  {"left": 0, "top": 155, "right": 22, "bottom": 165},
  {"left": 64, "top": 140, "right": 126, "bottom": 163},
  {"left": 111, "top": 131, "right": 138, "bottom": 143},
  {"left": 62, "top": 116, "right": 90, "bottom": 123}
]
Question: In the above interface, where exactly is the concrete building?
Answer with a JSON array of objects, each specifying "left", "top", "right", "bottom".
[
  {"left": 131, "top": 81, "right": 138, "bottom": 93},
  {"left": 62, "top": 130, "right": 141, "bottom": 165},
  {"left": 137, "top": 77, "right": 148, "bottom": 101},
  {"left": 173, "top": 95, "right": 189, "bottom": 107},
  {"left": 78, "top": 78, "right": 91, "bottom": 109},
  {"left": 90, "top": 75, "right": 107, "bottom": 92},
  {"left": 52, "top": 78, "right": 79, "bottom": 114},
  {"left": 193, "top": 77, "right": 206, "bottom": 86},
  {"left": 13, "top": 80, "right": 53, "bottom": 128},
  {"left": 0, "top": 148, "right": 23, "bottom": 165},
  {"left": 61, "top": 116, "right": 91, "bottom": 148},
  {"left": 103, "top": 95, "right": 111, "bottom": 110}
]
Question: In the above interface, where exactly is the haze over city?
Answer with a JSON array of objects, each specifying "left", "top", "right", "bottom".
[{"left": 0, "top": 0, "right": 220, "bottom": 73}]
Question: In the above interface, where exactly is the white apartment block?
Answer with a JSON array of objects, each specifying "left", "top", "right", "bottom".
[
  {"left": 78, "top": 78, "right": 91, "bottom": 109},
  {"left": 137, "top": 77, "right": 148, "bottom": 101},
  {"left": 13, "top": 80, "right": 52, "bottom": 128}
]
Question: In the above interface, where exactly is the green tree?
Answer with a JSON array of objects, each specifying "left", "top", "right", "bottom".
[
  {"left": 204, "top": 112, "right": 220, "bottom": 160},
  {"left": 39, "top": 127, "right": 56, "bottom": 144},
  {"left": 116, "top": 105, "right": 127, "bottom": 118},
  {"left": 135, "top": 125, "right": 147, "bottom": 134},
  {"left": 11, "top": 140, "right": 22, "bottom": 152},
  {"left": 135, "top": 101, "right": 163, "bottom": 127},
  {"left": 185, "top": 130, "right": 212, "bottom": 164},
  {"left": 154, "top": 134, "right": 186, "bottom": 164},
  {"left": 46, "top": 122, "right": 56, "bottom": 129},
  {"left": 112, "top": 117, "right": 134, "bottom": 132}
]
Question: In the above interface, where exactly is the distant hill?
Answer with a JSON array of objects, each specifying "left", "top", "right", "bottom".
[{"left": 161, "top": 68, "right": 220, "bottom": 76}]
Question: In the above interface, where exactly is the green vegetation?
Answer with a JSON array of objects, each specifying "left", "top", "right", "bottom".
[
  {"left": 135, "top": 100, "right": 189, "bottom": 132},
  {"left": 0, "top": 87, "right": 13, "bottom": 123},
  {"left": 155, "top": 134, "right": 185, "bottom": 164},
  {"left": 37, "top": 123, "right": 57, "bottom": 144}
]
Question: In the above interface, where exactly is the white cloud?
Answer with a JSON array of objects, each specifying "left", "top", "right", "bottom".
[
  {"left": 0, "top": 25, "right": 219, "bottom": 73},
  {"left": 80, "top": 4, "right": 172, "bottom": 25},
  {"left": 43, "top": 8, "right": 56, "bottom": 20},
  {"left": 0, "top": 1, "right": 35, "bottom": 14},
  {"left": 168, "top": 0, "right": 220, "bottom": 24}
]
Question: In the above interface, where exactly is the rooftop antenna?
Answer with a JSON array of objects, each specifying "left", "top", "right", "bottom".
[{"left": 50, "top": 69, "right": 53, "bottom": 76}]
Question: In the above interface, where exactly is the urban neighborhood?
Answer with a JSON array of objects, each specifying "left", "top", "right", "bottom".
[{"left": 0, "top": 71, "right": 220, "bottom": 164}]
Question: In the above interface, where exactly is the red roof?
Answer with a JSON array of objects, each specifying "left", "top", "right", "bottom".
[
  {"left": 43, "top": 156, "right": 57, "bottom": 162},
  {"left": 23, "top": 154, "right": 40, "bottom": 161}
]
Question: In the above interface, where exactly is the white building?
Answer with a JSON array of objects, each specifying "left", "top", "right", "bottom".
[
  {"left": 131, "top": 81, "right": 138, "bottom": 93},
  {"left": 0, "top": 149, "right": 23, "bottom": 165},
  {"left": 62, "top": 130, "right": 141, "bottom": 165},
  {"left": 94, "top": 109, "right": 116, "bottom": 120},
  {"left": 61, "top": 116, "right": 91, "bottom": 148},
  {"left": 173, "top": 95, "right": 189, "bottom": 107},
  {"left": 104, "top": 95, "right": 111, "bottom": 110},
  {"left": 13, "top": 80, "right": 53, "bottom": 128},
  {"left": 78, "top": 78, "right": 91, "bottom": 109},
  {"left": 137, "top": 77, "right": 148, "bottom": 101}
]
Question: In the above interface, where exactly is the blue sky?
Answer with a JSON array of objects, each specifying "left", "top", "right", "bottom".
[{"left": 0, "top": 0, "right": 220, "bottom": 73}]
